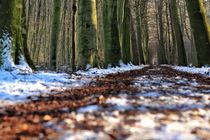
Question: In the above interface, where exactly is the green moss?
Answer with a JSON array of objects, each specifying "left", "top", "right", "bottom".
[
  {"left": 199, "top": 0, "right": 210, "bottom": 42},
  {"left": 103, "top": 0, "right": 121, "bottom": 67},
  {"left": 186, "top": 0, "right": 210, "bottom": 66},
  {"left": 50, "top": 0, "right": 61, "bottom": 70},
  {"left": 11, "top": 0, "right": 23, "bottom": 64},
  {"left": 117, "top": 0, "right": 132, "bottom": 64},
  {"left": 75, "top": 0, "right": 98, "bottom": 69}
]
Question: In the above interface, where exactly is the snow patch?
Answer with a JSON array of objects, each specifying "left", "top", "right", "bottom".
[
  {"left": 0, "top": 64, "right": 145, "bottom": 106},
  {"left": 77, "top": 63, "right": 146, "bottom": 77},
  {"left": 77, "top": 105, "right": 100, "bottom": 113},
  {"left": 61, "top": 131, "right": 110, "bottom": 140},
  {"left": 172, "top": 66, "right": 210, "bottom": 76},
  {"left": 0, "top": 33, "right": 15, "bottom": 71}
]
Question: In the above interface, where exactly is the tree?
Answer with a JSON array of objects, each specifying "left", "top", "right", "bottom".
[
  {"left": 156, "top": 0, "right": 167, "bottom": 64},
  {"left": 118, "top": 0, "right": 131, "bottom": 64},
  {"left": 135, "top": 0, "right": 145, "bottom": 64},
  {"left": 186, "top": 0, "right": 210, "bottom": 66},
  {"left": 22, "top": 0, "right": 36, "bottom": 69},
  {"left": 49, "top": 0, "right": 61, "bottom": 70},
  {"left": 103, "top": 0, "right": 121, "bottom": 67},
  {"left": 169, "top": 0, "right": 187, "bottom": 65},
  {"left": 71, "top": 0, "right": 76, "bottom": 71},
  {"left": 199, "top": 0, "right": 210, "bottom": 42},
  {"left": 75, "top": 0, "right": 98, "bottom": 69},
  {"left": 0, "top": 0, "right": 31, "bottom": 70}
]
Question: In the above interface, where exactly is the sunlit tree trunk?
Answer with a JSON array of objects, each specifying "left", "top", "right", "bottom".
[
  {"left": 186, "top": 0, "right": 210, "bottom": 66},
  {"left": 75, "top": 0, "right": 98, "bottom": 69},
  {"left": 199, "top": 0, "right": 210, "bottom": 42},
  {"left": 118, "top": 0, "right": 131, "bottom": 64}
]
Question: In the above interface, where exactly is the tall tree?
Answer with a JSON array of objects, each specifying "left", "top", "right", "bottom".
[
  {"left": 169, "top": 0, "right": 187, "bottom": 65},
  {"left": 71, "top": 0, "right": 76, "bottom": 71},
  {"left": 75, "top": 0, "right": 98, "bottom": 69},
  {"left": 0, "top": 1, "right": 14, "bottom": 69},
  {"left": 49, "top": 0, "right": 61, "bottom": 70},
  {"left": 118, "top": 0, "right": 131, "bottom": 64},
  {"left": 199, "top": 0, "right": 210, "bottom": 42},
  {"left": 22, "top": 0, "right": 36, "bottom": 69},
  {"left": 135, "top": 0, "right": 145, "bottom": 64},
  {"left": 157, "top": 0, "right": 167, "bottom": 64},
  {"left": 103, "top": 0, "right": 121, "bottom": 67},
  {"left": 186, "top": 0, "right": 210, "bottom": 66},
  {"left": 0, "top": 0, "right": 31, "bottom": 70}
]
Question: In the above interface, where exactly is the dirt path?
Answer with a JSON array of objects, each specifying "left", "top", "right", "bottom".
[{"left": 0, "top": 66, "right": 210, "bottom": 140}]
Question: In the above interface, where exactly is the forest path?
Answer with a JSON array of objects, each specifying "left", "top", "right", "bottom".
[{"left": 0, "top": 66, "right": 210, "bottom": 139}]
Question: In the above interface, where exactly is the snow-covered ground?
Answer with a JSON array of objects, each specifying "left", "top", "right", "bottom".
[
  {"left": 172, "top": 65, "right": 210, "bottom": 76},
  {"left": 0, "top": 70, "right": 87, "bottom": 106},
  {"left": 0, "top": 64, "right": 145, "bottom": 106},
  {"left": 77, "top": 63, "right": 145, "bottom": 77}
]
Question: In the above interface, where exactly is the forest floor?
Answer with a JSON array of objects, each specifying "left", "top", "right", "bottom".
[{"left": 0, "top": 66, "right": 210, "bottom": 140}]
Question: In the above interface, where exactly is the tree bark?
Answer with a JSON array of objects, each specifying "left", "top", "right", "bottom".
[
  {"left": 49, "top": 0, "right": 61, "bottom": 70},
  {"left": 186, "top": 0, "right": 210, "bottom": 66}
]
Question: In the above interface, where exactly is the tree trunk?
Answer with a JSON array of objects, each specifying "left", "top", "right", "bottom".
[
  {"left": 71, "top": 0, "right": 76, "bottom": 71},
  {"left": 49, "top": 0, "right": 61, "bottom": 70},
  {"left": 103, "top": 0, "right": 121, "bottom": 67},
  {"left": 75, "top": 0, "right": 98, "bottom": 69},
  {"left": 186, "top": 0, "right": 210, "bottom": 66},
  {"left": 22, "top": 0, "right": 36, "bottom": 69},
  {"left": 157, "top": 0, "right": 167, "bottom": 64},
  {"left": 135, "top": 0, "right": 145, "bottom": 64},
  {"left": 199, "top": 0, "right": 210, "bottom": 42},
  {"left": 169, "top": 0, "right": 187, "bottom": 65}
]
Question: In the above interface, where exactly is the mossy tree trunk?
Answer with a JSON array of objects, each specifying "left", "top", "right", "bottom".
[
  {"left": 96, "top": 0, "right": 105, "bottom": 67},
  {"left": 103, "top": 0, "right": 121, "bottom": 67},
  {"left": 186, "top": 0, "right": 210, "bottom": 66},
  {"left": 12, "top": 0, "right": 23, "bottom": 65},
  {"left": 0, "top": 0, "right": 31, "bottom": 69},
  {"left": 199, "top": 0, "right": 210, "bottom": 42},
  {"left": 0, "top": 1, "right": 13, "bottom": 66},
  {"left": 0, "top": 1, "right": 13, "bottom": 34},
  {"left": 135, "top": 0, "right": 145, "bottom": 64},
  {"left": 75, "top": 0, "right": 98, "bottom": 69},
  {"left": 22, "top": 0, "right": 36, "bottom": 69},
  {"left": 169, "top": 0, "right": 187, "bottom": 65},
  {"left": 117, "top": 0, "right": 131, "bottom": 64},
  {"left": 49, "top": 0, "right": 61, "bottom": 70}
]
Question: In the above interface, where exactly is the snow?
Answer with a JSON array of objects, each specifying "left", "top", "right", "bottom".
[
  {"left": 172, "top": 65, "right": 210, "bottom": 76},
  {"left": 77, "top": 105, "right": 100, "bottom": 113},
  {"left": 0, "top": 70, "right": 87, "bottom": 106},
  {"left": 0, "top": 33, "right": 15, "bottom": 71},
  {"left": 77, "top": 62, "right": 145, "bottom": 77},
  {"left": 61, "top": 131, "right": 110, "bottom": 140},
  {"left": 0, "top": 63, "right": 145, "bottom": 106}
]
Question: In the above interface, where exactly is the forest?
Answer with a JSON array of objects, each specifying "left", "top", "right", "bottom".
[
  {"left": 0, "top": 0, "right": 209, "bottom": 71},
  {"left": 0, "top": 0, "right": 210, "bottom": 139}
]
